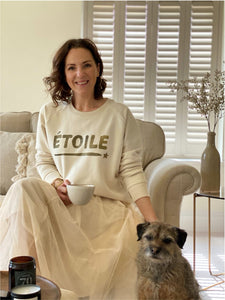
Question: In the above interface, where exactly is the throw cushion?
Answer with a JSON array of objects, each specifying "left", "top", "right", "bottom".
[
  {"left": 12, "top": 133, "right": 40, "bottom": 182},
  {"left": 0, "top": 131, "right": 27, "bottom": 195}
]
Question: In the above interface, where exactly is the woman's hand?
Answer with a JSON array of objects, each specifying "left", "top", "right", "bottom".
[{"left": 54, "top": 179, "right": 72, "bottom": 206}]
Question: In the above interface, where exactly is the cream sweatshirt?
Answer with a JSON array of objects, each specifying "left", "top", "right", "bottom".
[{"left": 36, "top": 99, "right": 149, "bottom": 203}]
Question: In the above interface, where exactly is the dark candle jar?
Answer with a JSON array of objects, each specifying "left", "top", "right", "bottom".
[{"left": 8, "top": 256, "right": 36, "bottom": 291}]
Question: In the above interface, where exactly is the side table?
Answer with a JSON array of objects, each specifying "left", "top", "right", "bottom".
[
  {"left": 193, "top": 191, "right": 224, "bottom": 290},
  {"left": 0, "top": 271, "right": 61, "bottom": 299}
]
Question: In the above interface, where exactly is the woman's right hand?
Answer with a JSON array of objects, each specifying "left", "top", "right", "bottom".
[{"left": 54, "top": 179, "right": 72, "bottom": 206}]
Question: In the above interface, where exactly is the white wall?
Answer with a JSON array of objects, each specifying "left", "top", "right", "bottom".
[{"left": 1, "top": 1, "right": 83, "bottom": 112}]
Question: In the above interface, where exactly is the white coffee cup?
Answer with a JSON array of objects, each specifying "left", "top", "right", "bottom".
[{"left": 67, "top": 184, "right": 95, "bottom": 205}]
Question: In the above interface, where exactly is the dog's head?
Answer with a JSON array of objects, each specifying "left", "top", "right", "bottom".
[{"left": 137, "top": 222, "right": 187, "bottom": 263}]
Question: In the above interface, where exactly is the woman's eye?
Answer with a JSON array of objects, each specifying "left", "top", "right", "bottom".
[
  {"left": 84, "top": 63, "right": 91, "bottom": 68},
  {"left": 66, "top": 66, "right": 74, "bottom": 71}
]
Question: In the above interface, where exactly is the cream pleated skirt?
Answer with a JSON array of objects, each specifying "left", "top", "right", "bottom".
[{"left": 0, "top": 178, "right": 143, "bottom": 300}]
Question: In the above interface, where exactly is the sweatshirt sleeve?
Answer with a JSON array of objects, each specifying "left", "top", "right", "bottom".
[
  {"left": 119, "top": 109, "right": 149, "bottom": 201},
  {"left": 35, "top": 106, "right": 62, "bottom": 183}
]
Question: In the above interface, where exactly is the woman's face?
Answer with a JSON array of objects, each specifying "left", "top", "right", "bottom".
[{"left": 64, "top": 47, "right": 100, "bottom": 100}]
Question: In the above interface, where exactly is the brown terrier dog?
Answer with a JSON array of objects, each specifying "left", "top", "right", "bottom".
[{"left": 136, "top": 222, "right": 201, "bottom": 300}]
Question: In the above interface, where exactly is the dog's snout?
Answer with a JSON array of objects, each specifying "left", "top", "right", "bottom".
[{"left": 150, "top": 246, "right": 161, "bottom": 255}]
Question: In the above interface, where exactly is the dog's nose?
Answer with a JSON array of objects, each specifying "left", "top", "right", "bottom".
[{"left": 150, "top": 247, "right": 161, "bottom": 255}]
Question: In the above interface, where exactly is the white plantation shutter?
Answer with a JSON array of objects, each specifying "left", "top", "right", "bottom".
[
  {"left": 155, "top": 2, "right": 181, "bottom": 152},
  {"left": 123, "top": 2, "right": 147, "bottom": 119},
  {"left": 83, "top": 1, "right": 223, "bottom": 158},
  {"left": 185, "top": 2, "right": 216, "bottom": 154},
  {"left": 92, "top": 2, "right": 115, "bottom": 98}
]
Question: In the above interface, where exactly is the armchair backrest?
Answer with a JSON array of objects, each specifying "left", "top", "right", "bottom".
[
  {"left": 136, "top": 119, "right": 165, "bottom": 169},
  {"left": 0, "top": 111, "right": 39, "bottom": 133}
]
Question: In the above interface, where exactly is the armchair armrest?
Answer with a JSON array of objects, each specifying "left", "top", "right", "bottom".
[{"left": 144, "top": 158, "right": 201, "bottom": 226}]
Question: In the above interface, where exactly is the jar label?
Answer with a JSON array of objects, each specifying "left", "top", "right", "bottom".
[{"left": 15, "top": 271, "right": 36, "bottom": 286}]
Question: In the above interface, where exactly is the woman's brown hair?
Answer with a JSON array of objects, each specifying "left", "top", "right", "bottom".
[{"left": 43, "top": 38, "right": 107, "bottom": 105}]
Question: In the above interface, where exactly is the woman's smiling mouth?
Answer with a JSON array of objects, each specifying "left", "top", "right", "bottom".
[{"left": 76, "top": 80, "right": 89, "bottom": 86}]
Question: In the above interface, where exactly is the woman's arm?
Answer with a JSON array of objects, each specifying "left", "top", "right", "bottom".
[
  {"left": 120, "top": 109, "right": 158, "bottom": 222},
  {"left": 35, "top": 106, "right": 62, "bottom": 183},
  {"left": 35, "top": 106, "right": 72, "bottom": 206},
  {"left": 135, "top": 196, "right": 158, "bottom": 222}
]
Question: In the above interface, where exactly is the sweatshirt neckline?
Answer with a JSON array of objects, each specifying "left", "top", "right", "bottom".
[{"left": 69, "top": 98, "right": 110, "bottom": 115}]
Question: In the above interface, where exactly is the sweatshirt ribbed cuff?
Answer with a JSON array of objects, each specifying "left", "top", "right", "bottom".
[{"left": 128, "top": 182, "right": 149, "bottom": 202}]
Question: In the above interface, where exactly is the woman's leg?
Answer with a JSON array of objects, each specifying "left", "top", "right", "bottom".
[{"left": 0, "top": 178, "right": 94, "bottom": 295}]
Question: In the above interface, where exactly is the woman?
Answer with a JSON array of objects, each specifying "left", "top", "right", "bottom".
[{"left": 0, "top": 39, "right": 157, "bottom": 299}]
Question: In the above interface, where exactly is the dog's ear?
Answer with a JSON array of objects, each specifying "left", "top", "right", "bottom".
[
  {"left": 137, "top": 222, "right": 150, "bottom": 241},
  {"left": 174, "top": 227, "right": 187, "bottom": 249}
]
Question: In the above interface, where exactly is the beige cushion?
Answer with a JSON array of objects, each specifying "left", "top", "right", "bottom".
[
  {"left": 0, "top": 112, "right": 32, "bottom": 132},
  {"left": 12, "top": 133, "right": 40, "bottom": 182},
  {"left": 0, "top": 131, "right": 27, "bottom": 194}
]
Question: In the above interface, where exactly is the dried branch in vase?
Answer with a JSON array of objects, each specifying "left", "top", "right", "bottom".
[{"left": 168, "top": 70, "right": 225, "bottom": 132}]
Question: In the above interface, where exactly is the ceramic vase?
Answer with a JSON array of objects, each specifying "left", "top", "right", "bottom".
[{"left": 200, "top": 132, "right": 220, "bottom": 194}]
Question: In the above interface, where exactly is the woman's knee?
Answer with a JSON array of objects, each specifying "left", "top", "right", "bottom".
[
  {"left": 12, "top": 177, "right": 42, "bottom": 188},
  {"left": 13, "top": 177, "right": 53, "bottom": 192},
  {"left": 9, "top": 178, "right": 51, "bottom": 202}
]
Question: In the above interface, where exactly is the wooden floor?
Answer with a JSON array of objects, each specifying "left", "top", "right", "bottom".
[{"left": 183, "top": 234, "right": 224, "bottom": 299}]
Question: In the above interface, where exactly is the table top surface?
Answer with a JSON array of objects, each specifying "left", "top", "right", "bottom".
[
  {"left": 194, "top": 190, "right": 224, "bottom": 200},
  {"left": 0, "top": 271, "right": 61, "bottom": 300}
]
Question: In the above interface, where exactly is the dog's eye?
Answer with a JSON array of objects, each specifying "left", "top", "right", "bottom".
[
  {"left": 163, "top": 238, "right": 173, "bottom": 244},
  {"left": 145, "top": 235, "right": 153, "bottom": 241}
]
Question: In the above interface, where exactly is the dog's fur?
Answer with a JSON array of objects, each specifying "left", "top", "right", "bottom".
[{"left": 136, "top": 222, "right": 201, "bottom": 300}]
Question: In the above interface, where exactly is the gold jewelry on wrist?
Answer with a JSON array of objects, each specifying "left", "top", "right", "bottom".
[{"left": 51, "top": 178, "right": 64, "bottom": 189}]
